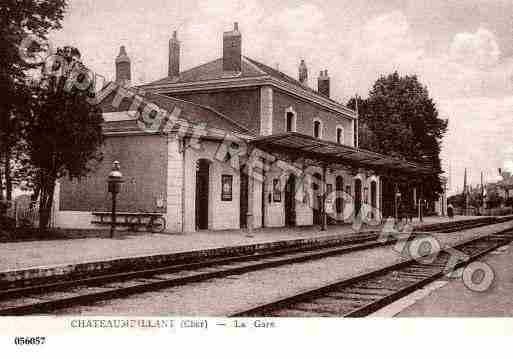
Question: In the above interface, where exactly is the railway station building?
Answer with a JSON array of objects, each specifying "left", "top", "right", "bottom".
[{"left": 54, "top": 23, "right": 435, "bottom": 233}]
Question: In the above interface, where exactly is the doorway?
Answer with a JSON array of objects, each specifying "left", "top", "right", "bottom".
[
  {"left": 195, "top": 159, "right": 210, "bottom": 230},
  {"left": 335, "top": 176, "right": 344, "bottom": 219},
  {"left": 381, "top": 177, "right": 395, "bottom": 218},
  {"left": 371, "top": 181, "right": 377, "bottom": 219},
  {"left": 354, "top": 178, "right": 362, "bottom": 218},
  {"left": 312, "top": 173, "right": 323, "bottom": 225},
  {"left": 285, "top": 174, "right": 296, "bottom": 226},
  {"left": 240, "top": 166, "right": 248, "bottom": 228}
]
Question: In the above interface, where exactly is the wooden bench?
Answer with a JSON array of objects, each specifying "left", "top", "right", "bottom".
[{"left": 92, "top": 212, "right": 166, "bottom": 232}]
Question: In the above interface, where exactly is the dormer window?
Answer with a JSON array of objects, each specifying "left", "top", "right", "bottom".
[
  {"left": 313, "top": 119, "right": 322, "bottom": 139},
  {"left": 285, "top": 107, "right": 297, "bottom": 132},
  {"left": 336, "top": 126, "right": 344, "bottom": 144}
]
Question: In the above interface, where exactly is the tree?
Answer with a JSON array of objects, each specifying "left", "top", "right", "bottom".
[
  {"left": 26, "top": 46, "right": 104, "bottom": 229},
  {"left": 0, "top": 0, "right": 66, "bottom": 200},
  {"left": 346, "top": 96, "right": 378, "bottom": 150},
  {"left": 448, "top": 193, "right": 465, "bottom": 209},
  {"left": 485, "top": 184, "right": 502, "bottom": 209},
  {"left": 347, "top": 72, "right": 448, "bottom": 201}
]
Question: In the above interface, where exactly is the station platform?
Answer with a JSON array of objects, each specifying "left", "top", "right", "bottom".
[
  {"left": 0, "top": 215, "right": 495, "bottom": 288},
  {"left": 396, "top": 237, "right": 513, "bottom": 317}
]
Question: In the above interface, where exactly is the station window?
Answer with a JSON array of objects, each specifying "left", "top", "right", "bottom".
[
  {"left": 285, "top": 107, "right": 296, "bottom": 132},
  {"left": 336, "top": 127, "right": 344, "bottom": 144},
  {"left": 313, "top": 120, "right": 322, "bottom": 138},
  {"left": 286, "top": 112, "right": 294, "bottom": 132}
]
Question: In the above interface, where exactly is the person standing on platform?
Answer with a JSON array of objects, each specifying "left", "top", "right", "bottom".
[{"left": 447, "top": 203, "right": 454, "bottom": 219}]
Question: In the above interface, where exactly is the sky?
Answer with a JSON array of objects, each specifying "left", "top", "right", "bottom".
[{"left": 49, "top": 0, "right": 513, "bottom": 194}]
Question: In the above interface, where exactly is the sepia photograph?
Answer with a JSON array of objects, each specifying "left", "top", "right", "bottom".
[{"left": 1, "top": 0, "right": 513, "bottom": 355}]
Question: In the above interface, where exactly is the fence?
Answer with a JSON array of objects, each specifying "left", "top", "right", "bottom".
[
  {"left": 483, "top": 207, "right": 513, "bottom": 217},
  {"left": 15, "top": 201, "right": 40, "bottom": 228}
]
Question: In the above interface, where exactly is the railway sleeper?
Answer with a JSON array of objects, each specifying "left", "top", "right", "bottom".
[
  {"left": 292, "top": 301, "right": 361, "bottom": 314},
  {"left": 346, "top": 285, "right": 399, "bottom": 293},
  {"left": 306, "top": 297, "right": 371, "bottom": 310},
  {"left": 270, "top": 309, "right": 335, "bottom": 317},
  {"left": 340, "top": 287, "right": 396, "bottom": 296}
]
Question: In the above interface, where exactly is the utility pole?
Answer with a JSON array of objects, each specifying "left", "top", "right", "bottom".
[
  {"left": 463, "top": 168, "right": 468, "bottom": 216},
  {"left": 480, "top": 171, "right": 484, "bottom": 214},
  {"left": 355, "top": 94, "right": 359, "bottom": 149}
]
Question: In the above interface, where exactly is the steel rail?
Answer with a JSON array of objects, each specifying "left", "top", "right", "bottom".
[
  {"left": 230, "top": 229, "right": 513, "bottom": 317},
  {"left": 0, "top": 218, "right": 509, "bottom": 316}
]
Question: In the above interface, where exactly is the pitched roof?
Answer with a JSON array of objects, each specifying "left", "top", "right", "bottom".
[
  {"left": 244, "top": 57, "right": 314, "bottom": 94},
  {"left": 100, "top": 86, "right": 254, "bottom": 137},
  {"left": 145, "top": 57, "right": 265, "bottom": 86},
  {"left": 143, "top": 56, "right": 348, "bottom": 110}
]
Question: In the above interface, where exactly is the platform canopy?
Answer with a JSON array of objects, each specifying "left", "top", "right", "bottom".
[{"left": 250, "top": 132, "right": 436, "bottom": 176}]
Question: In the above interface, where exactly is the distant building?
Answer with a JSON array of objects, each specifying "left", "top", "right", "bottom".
[{"left": 496, "top": 176, "right": 513, "bottom": 204}]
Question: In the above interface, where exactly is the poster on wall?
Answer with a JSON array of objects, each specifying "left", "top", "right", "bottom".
[
  {"left": 221, "top": 175, "right": 233, "bottom": 201},
  {"left": 273, "top": 179, "right": 281, "bottom": 202}
]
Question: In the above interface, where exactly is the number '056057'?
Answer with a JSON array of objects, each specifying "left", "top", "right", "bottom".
[{"left": 14, "top": 337, "right": 46, "bottom": 345}]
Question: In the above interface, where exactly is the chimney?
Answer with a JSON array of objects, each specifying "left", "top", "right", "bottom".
[
  {"left": 318, "top": 70, "right": 330, "bottom": 98},
  {"left": 115, "top": 45, "right": 131, "bottom": 87},
  {"left": 298, "top": 59, "right": 308, "bottom": 85},
  {"left": 168, "top": 30, "right": 180, "bottom": 78},
  {"left": 223, "top": 22, "right": 242, "bottom": 73}
]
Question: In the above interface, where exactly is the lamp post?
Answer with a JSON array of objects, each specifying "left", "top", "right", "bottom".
[
  {"left": 394, "top": 185, "right": 401, "bottom": 223},
  {"left": 419, "top": 184, "right": 424, "bottom": 223},
  {"left": 107, "top": 161, "right": 124, "bottom": 238}
]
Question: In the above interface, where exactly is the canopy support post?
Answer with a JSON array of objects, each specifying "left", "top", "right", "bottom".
[{"left": 321, "top": 164, "right": 328, "bottom": 231}]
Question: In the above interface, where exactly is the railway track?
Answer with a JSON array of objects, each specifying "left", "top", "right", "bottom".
[
  {"left": 0, "top": 218, "right": 509, "bottom": 315},
  {"left": 418, "top": 216, "right": 512, "bottom": 233},
  {"left": 231, "top": 229, "right": 513, "bottom": 317}
]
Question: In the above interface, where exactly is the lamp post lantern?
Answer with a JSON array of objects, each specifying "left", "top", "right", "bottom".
[{"left": 107, "top": 161, "right": 124, "bottom": 238}]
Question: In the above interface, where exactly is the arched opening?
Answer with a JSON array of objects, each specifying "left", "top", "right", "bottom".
[
  {"left": 313, "top": 120, "right": 321, "bottom": 138},
  {"left": 286, "top": 113, "right": 293, "bottom": 132},
  {"left": 285, "top": 107, "right": 296, "bottom": 132},
  {"left": 336, "top": 127, "right": 344, "bottom": 144},
  {"left": 381, "top": 177, "right": 395, "bottom": 218},
  {"left": 195, "top": 159, "right": 210, "bottom": 230},
  {"left": 312, "top": 172, "right": 323, "bottom": 225},
  {"left": 371, "top": 181, "right": 377, "bottom": 219},
  {"left": 285, "top": 174, "right": 296, "bottom": 226},
  {"left": 286, "top": 112, "right": 294, "bottom": 132},
  {"left": 240, "top": 165, "right": 248, "bottom": 228},
  {"left": 354, "top": 178, "right": 362, "bottom": 218},
  {"left": 335, "top": 175, "right": 344, "bottom": 216}
]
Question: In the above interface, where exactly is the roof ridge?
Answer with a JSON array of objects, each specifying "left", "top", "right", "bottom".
[
  {"left": 242, "top": 56, "right": 267, "bottom": 75},
  {"left": 244, "top": 56, "right": 308, "bottom": 88},
  {"left": 244, "top": 56, "right": 354, "bottom": 112}
]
